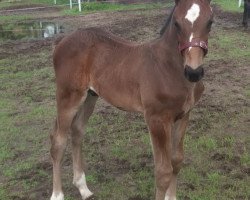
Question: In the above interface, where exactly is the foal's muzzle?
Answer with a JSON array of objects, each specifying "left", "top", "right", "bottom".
[{"left": 184, "top": 65, "right": 204, "bottom": 82}]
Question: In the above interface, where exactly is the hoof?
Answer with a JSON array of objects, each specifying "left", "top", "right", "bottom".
[
  {"left": 85, "top": 194, "right": 96, "bottom": 200},
  {"left": 50, "top": 192, "right": 64, "bottom": 200}
]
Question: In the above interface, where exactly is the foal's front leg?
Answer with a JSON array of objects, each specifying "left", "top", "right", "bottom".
[
  {"left": 146, "top": 114, "right": 173, "bottom": 200},
  {"left": 165, "top": 113, "right": 189, "bottom": 200}
]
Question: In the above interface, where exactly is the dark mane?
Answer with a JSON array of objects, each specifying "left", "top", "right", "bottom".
[{"left": 160, "top": 6, "right": 175, "bottom": 36}]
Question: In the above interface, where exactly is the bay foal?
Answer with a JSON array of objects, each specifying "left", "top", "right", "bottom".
[{"left": 50, "top": 0, "right": 213, "bottom": 199}]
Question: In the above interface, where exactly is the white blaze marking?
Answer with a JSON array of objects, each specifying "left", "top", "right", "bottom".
[
  {"left": 189, "top": 33, "right": 194, "bottom": 42},
  {"left": 185, "top": 3, "right": 200, "bottom": 26},
  {"left": 74, "top": 173, "right": 93, "bottom": 200},
  {"left": 189, "top": 33, "right": 194, "bottom": 51},
  {"left": 50, "top": 192, "right": 64, "bottom": 200}
]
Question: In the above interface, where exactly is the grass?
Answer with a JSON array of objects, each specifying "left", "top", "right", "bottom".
[
  {"left": 209, "top": 29, "right": 250, "bottom": 61},
  {"left": 0, "top": 1, "right": 249, "bottom": 200},
  {"left": 213, "top": 0, "right": 243, "bottom": 12},
  {"left": 0, "top": 15, "right": 33, "bottom": 24},
  {"left": 0, "top": 0, "right": 69, "bottom": 9},
  {"left": 0, "top": 48, "right": 55, "bottom": 199},
  {"left": 180, "top": 106, "right": 250, "bottom": 200}
]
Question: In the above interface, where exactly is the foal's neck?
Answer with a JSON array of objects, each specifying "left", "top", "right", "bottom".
[
  {"left": 161, "top": 21, "right": 179, "bottom": 49},
  {"left": 155, "top": 22, "right": 183, "bottom": 66}
]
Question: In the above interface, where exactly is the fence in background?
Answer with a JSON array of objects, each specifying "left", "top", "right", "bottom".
[{"left": 0, "top": 0, "right": 168, "bottom": 12}]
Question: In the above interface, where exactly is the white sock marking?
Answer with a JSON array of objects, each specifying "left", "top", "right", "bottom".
[
  {"left": 185, "top": 3, "right": 200, "bottom": 26},
  {"left": 74, "top": 173, "right": 93, "bottom": 200},
  {"left": 164, "top": 194, "right": 176, "bottom": 200},
  {"left": 50, "top": 192, "right": 64, "bottom": 200}
]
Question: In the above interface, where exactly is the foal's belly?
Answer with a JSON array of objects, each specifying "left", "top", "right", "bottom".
[
  {"left": 90, "top": 81, "right": 144, "bottom": 113},
  {"left": 105, "top": 96, "right": 143, "bottom": 113}
]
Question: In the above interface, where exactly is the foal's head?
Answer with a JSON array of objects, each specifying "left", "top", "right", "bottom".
[{"left": 173, "top": 0, "right": 213, "bottom": 82}]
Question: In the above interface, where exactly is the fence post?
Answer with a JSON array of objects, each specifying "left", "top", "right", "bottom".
[
  {"left": 78, "top": 0, "right": 81, "bottom": 12},
  {"left": 70, "top": 0, "right": 73, "bottom": 9}
]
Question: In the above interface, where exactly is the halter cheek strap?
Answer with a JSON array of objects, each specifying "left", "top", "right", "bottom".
[{"left": 179, "top": 38, "right": 208, "bottom": 56}]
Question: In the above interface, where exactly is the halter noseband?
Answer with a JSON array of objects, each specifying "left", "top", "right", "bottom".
[{"left": 179, "top": 38, "right": 208, "bottom": 56}]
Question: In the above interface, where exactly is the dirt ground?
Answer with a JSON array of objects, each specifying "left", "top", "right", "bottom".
[{"left": 0, "top": 2, "right": 249, "bottom": 200}]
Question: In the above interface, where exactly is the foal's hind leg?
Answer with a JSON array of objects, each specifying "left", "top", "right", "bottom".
[
  {"left": 50, "top": 90, "right": 87, "bottom": 200},
  {"left": 71, "top": 92, "right": 98, "bottom": 199}
]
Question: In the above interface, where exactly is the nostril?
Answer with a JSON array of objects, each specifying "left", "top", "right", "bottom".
[
  {"left": 184, "top": 66, "right": 190, "bottom": 79},
  {"left": 184, "top": 65, "right": 204, "bottom": 82}
]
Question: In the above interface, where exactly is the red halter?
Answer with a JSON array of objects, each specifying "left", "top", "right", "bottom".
[{"left": 179, "top": 38, "right": 208, "bottom": 56}]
